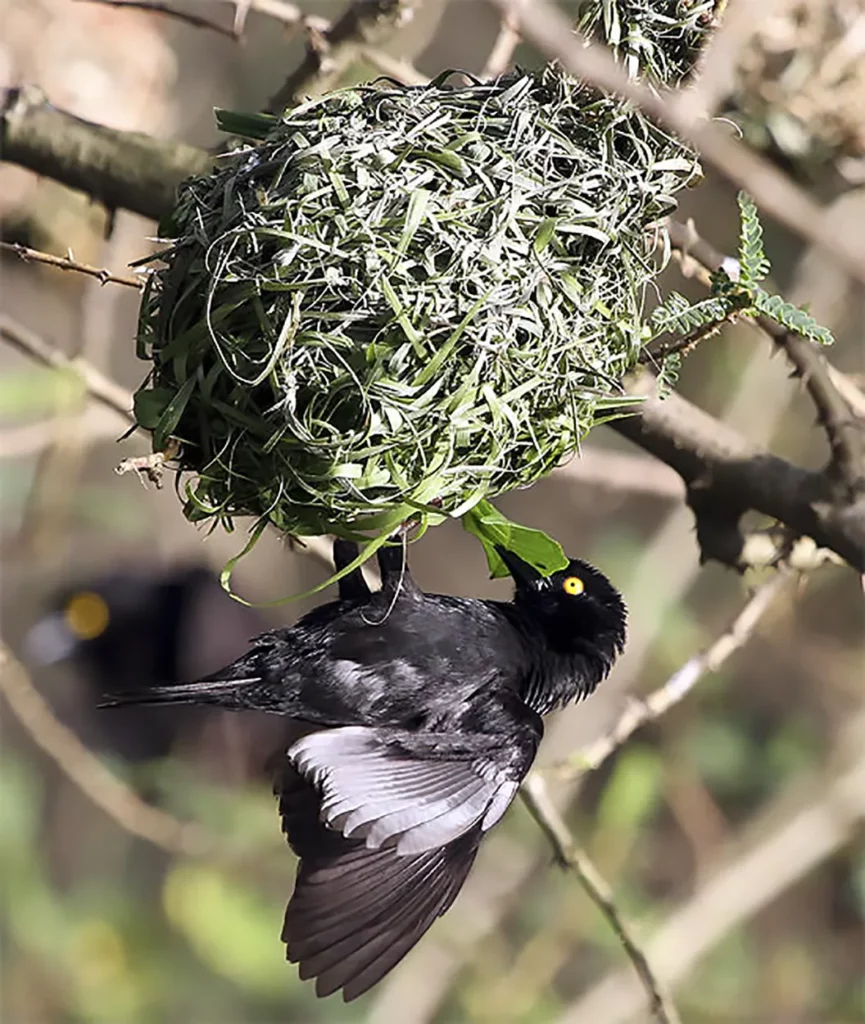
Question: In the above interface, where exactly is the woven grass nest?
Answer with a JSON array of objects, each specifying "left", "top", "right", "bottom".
[{"left": 134, "top": 63, "right": 700, "bottom": 540}]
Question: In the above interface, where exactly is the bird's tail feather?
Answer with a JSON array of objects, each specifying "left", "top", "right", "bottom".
[{"left": 98, "top": 675, "right": 259, "bottom": 709}]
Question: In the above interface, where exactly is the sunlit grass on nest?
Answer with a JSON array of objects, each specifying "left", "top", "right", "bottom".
[{"left": 134, "top": 65, "right": 699, "bottom": 539}]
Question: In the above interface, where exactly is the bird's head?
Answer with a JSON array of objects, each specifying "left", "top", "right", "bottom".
[{"left": 496, "top": 546, "right": 627, "bottom": 681}]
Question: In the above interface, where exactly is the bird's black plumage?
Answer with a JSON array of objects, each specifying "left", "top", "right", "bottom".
[
  {"left": 25, "top": 565, "right": 276, "bottom": 771},
  {"left": 102, "top": 540, "right": 627, "bottom": 1000}
]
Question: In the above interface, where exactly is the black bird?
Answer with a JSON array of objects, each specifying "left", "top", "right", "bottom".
[
  {"left": 102, "top": 541, "right": 626, "bottom": 1000},
  {"left": 26, "top": 565, "right": 271, "bottom": 769}
]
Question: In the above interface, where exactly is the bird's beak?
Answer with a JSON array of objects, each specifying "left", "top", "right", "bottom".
[{"left": 495, "top": 546, "right": 543, "bottom": 589}]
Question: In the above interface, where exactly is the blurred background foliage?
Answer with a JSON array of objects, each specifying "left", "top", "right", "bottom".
[{"left": 1, "top": 1, "right": 864, "bottom": 1022}]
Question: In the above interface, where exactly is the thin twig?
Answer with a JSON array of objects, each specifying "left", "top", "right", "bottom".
[
  {"left": 71, "top": 0, "right": 240, "bottom": 38},
  {"left": 521, "top": 774, "right": 682, "bottom": 1024},
  {"left": 490, "top": 0, "right": 865, "bottom": 287},
  {"left": 359, "top": 46, "right": 429, "bottom": 85},
  {"left": 666, "top": 219, "right": 865, "bottom": 499},
  {"left": 481, "top": 0, "right": 525, "bottom": 80},
  {"left": 645, "top": 314, "right": 733, "bottom": 363},
  {"left": 267, "top": 0, "right": 413, "bottom": 112},
  {"left": 1, "top": 241, "right": 142, "bottom": 289},
  {"left": 551, "top": 569, "right": 793, "bottom": 781},
  {"left": 0, "top": 645, "right": 212, "bottom": 856},
  {"left": 216, "top": 0, "right": 302, "bottom": 31},
  {"left": 558, "top": 709, "right": 865, "bottom": 1024},
  {"left": 0, "top": 315, "right": 134, "bottom": 421}
]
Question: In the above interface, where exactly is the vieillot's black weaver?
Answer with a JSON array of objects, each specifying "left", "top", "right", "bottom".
[{"left": 102, "top": 539, "right": 626, "bottom": 1000}]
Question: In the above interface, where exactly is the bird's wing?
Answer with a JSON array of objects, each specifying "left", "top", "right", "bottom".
[
  {"left": 288, "top": 721, "right": 539, "bottom": 855},
  {"left": 276, "top": 761, "right": 481, "bottom": 1001}
]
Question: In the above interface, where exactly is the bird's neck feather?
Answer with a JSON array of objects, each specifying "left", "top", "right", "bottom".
[{"left": 522, "top": 632, "right": 616, "bottom": 715}]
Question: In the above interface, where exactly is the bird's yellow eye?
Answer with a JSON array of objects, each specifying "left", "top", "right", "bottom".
[
  {"left": 562, "top": 576, "right": 584, "bottom": 596},
  {"left": 64, "top": 592, "right": 110, "bottom": 640}
]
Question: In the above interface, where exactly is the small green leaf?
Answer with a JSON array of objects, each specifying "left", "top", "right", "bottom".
[
  {"left": 396, "top": 188, "right": 430, "bottom": 258},
  {"left": 152, "top": 375, "right": 196, "bottom": 449},
  {"left": 462, "top": 499, "right": 568, "bottom": 579},
  {"left": 407, "top": 148, "right": 470, "bottom": 178},
  {"left": 133, "top": 387, "right": 175, "bottom": 430},
  {"left": 215, "top": 108, "right": 278, "bottom": 141},
  {"left": 650, "top": 292, "right": 735, "bottom": 338},
  {"left": 752, "top": 290, "right": 835, "bottom": 345},
  {"left": 736, "top": 191, "right": 771, "bottom": 286},
  {"left": 533, "top": 217, "right": 558, "bottom": 255}
]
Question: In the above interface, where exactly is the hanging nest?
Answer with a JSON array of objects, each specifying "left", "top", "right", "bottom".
[
  {"left": 134, "top": 63, "right": 700, "bottom": 539},
  {"left": 575, "top": 0, "right": 721, "bottom": 83}
]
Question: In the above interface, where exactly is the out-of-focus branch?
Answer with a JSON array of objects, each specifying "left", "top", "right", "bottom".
[
  {"left": 0, "top": 315, "right": 134, "bottom": 421},
  {"left": 521, "top": 774, "right": 681, "bottom": 1024},
  {"left": 71, "top": 0, "right": 239, "bottom": 38},
  {"left": 1, "top": 241, "right": 141, "bottom": 289},
  {"left": 222, "top": 0, "right": 302, "bottom": 33},
  {"left": 551, "top": 569, "right": 793, "bottom": 780},
  {"left": 0, "top": 645, "right": 211, "bottom": 856},
  {"left": 1, "top": 86, "right": 211, "bottom": 221},
  {"left": 359, "top": 47, "right": 429, "bottom": 85},
  {"left": 490, "top": 0, "right": 865, "bottom": 287},
  {"left": 481, "top": 0, "right": 526, "bottom": 80},
  {"left": 558, "top": 710, "right": 865, "bottom": 1024},
  {"left": 553, "top": 449, "right": 683, "bottom": 499},
  {"left": 267, "top": 0, "right": 416, "bottom": 113}
]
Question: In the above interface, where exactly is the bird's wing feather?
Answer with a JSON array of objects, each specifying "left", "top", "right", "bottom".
[
  {"left": 276, "top": 762, "right": 481, "bottom": 1001},
  {"left": 288, "top": 724, "right": 531, "bottom": 855}
]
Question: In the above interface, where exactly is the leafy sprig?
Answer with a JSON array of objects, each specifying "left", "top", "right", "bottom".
[{"left": 650, "top": 192, "right": 835, "bottom": 357}]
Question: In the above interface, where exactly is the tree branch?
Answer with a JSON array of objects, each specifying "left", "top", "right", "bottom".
[
  {"left": 610, "top": 375, "right": 865, "bottom": 571},
  {"left": 1, "top": 85, "right": 211, "bottom": 221},
  {"left": 0, "top": 240, "right": 141, "bottom": 289},
  {"left": 521, "top": 774, "right": 682, "bottom": 1024},
  {"left": 666, "top": 218, "right": 865, "bottom": 502},
  {"left": 267, "top": 0, "right": 415, "bottom": 113}
]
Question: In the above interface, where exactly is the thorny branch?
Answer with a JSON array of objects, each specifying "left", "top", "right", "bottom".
[
  {"left": 610, "top": 375, "right": 865, "bottom": 571},
  {"left": 1, "top": 241, "right": 141, "bottom": 289},
  {"left": 521, "top": 774, "right": 682, "bottom": 1024},
  {"left": 666, "top": 218, "right": 865, "bottom": 502}
]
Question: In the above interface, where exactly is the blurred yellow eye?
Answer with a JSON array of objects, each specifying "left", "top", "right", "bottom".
[
  {"left": 65, "top": 592, "right": 110, "bottom": 640},
  {"left": 562, "top": 576, "right": 584, "bottom": 596}
]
